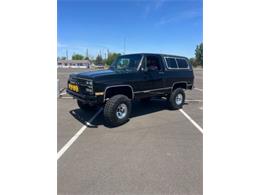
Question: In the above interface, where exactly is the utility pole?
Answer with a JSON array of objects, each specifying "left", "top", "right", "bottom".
[
  {"left": 66, "top": 49, "right": 69, "bottom": 65},
  {"left": 86, "top": 49, "right": 88, "bottom": 59},
  {"left": 66, "top": 49, "right": 68, "bottom": 60}
]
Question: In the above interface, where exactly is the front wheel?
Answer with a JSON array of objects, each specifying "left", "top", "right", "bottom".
[
  {"left": 103, "top": 95, "right": 132, "bottom": 127},
  {"left": 168, "top": 88, "right": 185, "bottom": 110}
]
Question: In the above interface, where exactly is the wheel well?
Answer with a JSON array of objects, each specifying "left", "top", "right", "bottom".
[
  {"left": 172, "top": 82, "right": 187, "bottom": 91},
  {"left": 104, "top": 86, "right": 133, "bottom": 100}
]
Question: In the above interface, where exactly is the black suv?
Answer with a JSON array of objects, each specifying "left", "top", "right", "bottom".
[{"left": 67, "top": 53, "right": 194, "bottom": 126}]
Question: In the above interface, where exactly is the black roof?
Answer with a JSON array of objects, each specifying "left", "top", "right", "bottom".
[{"left": 122, "top": 53, "right": 188, "bottom": 59}]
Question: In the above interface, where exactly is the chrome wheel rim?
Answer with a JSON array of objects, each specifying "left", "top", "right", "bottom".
[
  {"left": 116, "top": 103, "right": 128, "bottom": 119},
  {"left": 175, "top": 93, "right": 183, "bottom": 105}
]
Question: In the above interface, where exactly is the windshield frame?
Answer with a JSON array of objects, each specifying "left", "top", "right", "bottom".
[{"left": 110, "top": 54, "right": 144, "bottom": 72}]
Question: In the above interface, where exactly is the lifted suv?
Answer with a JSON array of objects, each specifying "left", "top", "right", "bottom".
[{"left": 67, "top": 53, "right": 194, "bottom": 126}]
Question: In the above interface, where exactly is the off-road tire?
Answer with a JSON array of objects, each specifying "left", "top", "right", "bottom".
[
  {"left": 77, "top": 100, "right": 96, "bottom": 111},
  {"left": 168, "top": 88, "right": 185, "bottom": 110},
  {"left": 103, "top": 95, "right": 132, "bottom": 127}
]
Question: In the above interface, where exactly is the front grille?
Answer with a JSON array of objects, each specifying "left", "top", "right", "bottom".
[
  {"left": 77, "top": 78, "right": 89, "bottom": 86},
  {"left": 69, "top": 77, "right": 93, "bottom": 94}
]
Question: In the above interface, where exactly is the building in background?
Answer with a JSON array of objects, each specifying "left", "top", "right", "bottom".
[{"left": 57, "top": 60, "right": 91, "bottom": 68}]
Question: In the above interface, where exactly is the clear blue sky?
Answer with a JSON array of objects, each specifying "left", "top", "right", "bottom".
[{"left": 58, "top": 0, "right": 202, "bottom": 59}]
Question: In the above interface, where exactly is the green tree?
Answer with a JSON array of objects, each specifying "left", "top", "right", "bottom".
[
  {"left": 106, "top": 52, "right": 121, "bottom": 66},
  {"left": 95, "top": 54, "right": 103, "bottom": 65},
  {"left": 195, "top": 43, "right": 203, "bottom": 67},
  {"left": 57, "top": 56, "right": 67, "bottom": 61},
  {"left": 72, "top": 54, "right": 84, "bottom": 60},
  {"left": 189, "top": 57, "right": 197, "bottom": 67}
]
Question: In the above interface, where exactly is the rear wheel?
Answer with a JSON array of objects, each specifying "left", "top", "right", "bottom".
[
  {"left": 168, "top": 88, "right": 185, "bottom": 110},
  {"left": 77, "top": 100, "right": 96, "bottom": 111},
  {"left": 104, "top": 95, "right": 132, "bottom": 127}
]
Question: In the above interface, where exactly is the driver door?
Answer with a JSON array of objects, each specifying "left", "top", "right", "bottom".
[{"left": 136, "top": 54, "right": 165, "bottom": 97}]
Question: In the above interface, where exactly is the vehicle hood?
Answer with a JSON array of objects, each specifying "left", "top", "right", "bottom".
[{"left": 75, "top": 69, "right": 117, "bottom": 79}]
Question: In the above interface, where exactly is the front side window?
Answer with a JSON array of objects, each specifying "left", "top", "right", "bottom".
[
  {"left": 145, "top": 55, "right": 162, "bottom": 71},
  {"left": 110, "top": 54, "right": 142, "bottom": 72},
  {"left": 176, "top": 58, "right": 189, "bottom": 69}
]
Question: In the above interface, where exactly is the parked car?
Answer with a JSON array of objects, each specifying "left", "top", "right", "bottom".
[{"left": 67, "top": 53, "right": 194, "bottom": 126}]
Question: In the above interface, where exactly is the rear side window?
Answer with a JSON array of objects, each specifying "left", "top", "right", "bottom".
[
  {"left": 176, "top": 58, "right": 189, "bottom": 69},
  {"left": 165, "top": 58, "right": 178, "bottom": 68}
]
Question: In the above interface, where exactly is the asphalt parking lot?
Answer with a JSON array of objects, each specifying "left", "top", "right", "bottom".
[{"left": 57, "top": 68, "right": 203, "bottom": 195}]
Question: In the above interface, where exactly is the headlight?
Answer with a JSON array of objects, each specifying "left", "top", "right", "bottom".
[
  {"left": 85, "top": 79, "right": 93, "bottom": 93},
  {"left": 85, "top": 88, "right": 93, "bottom": 93},
  {"left": 85, "top": 80, "right": 93, "bottom": 85}
]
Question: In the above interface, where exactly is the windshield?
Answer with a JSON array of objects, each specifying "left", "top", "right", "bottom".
[{"left": 110, "top": 54, "right": 142, "bottom": 71}]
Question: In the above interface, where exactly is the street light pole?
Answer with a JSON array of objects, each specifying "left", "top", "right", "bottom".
[{"left": 66, "top": 49, "right": 69, "bottom": 65}]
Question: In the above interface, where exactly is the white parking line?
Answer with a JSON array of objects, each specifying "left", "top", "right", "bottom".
[
  {"left": 185, "top": 99, "right": 203, "bottom": 102},
  {"left": 60, "top": 92, "right": 67, "bottom": 96},
  {"left": 57, "top": 125, "right": 86, "bottom": 160},
  {"left": 194, "top": 88, "right": 203, "bottom": 92},
  {"left": 179, "top": 109, "right": 203, "bottom": 134},
  {"left": 57, "top": 108, "right": 103, "bottom": 160},
  {"left": 60, "top": 96, "right": 73, "bottom": 99},
  {"left": 86, "top": 108, "right": 104, "bottom": 127}
]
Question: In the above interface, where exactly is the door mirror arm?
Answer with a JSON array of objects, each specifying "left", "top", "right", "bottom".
[{"left": 140, "top": 67, "right": 148, "bottom": 72}]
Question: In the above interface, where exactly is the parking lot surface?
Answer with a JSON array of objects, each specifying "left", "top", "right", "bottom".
[{"left": 57, "top": 68, "right": 203, "bottom": 195}]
